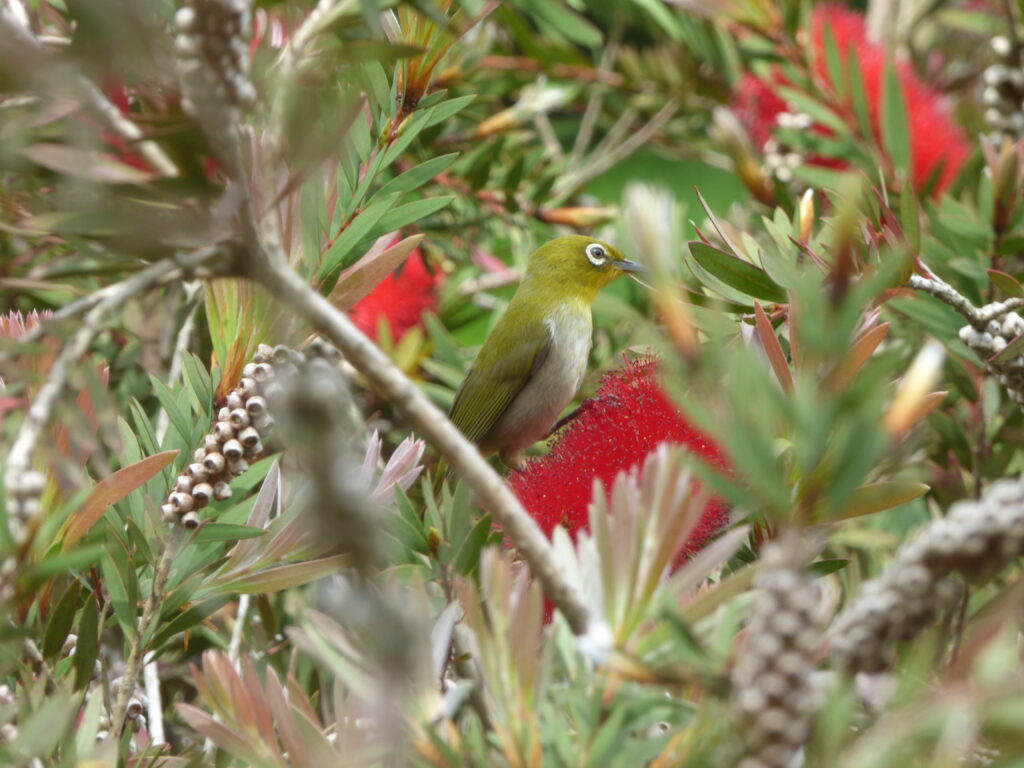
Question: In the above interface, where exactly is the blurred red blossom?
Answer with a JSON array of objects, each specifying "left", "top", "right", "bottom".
[
  {"left": 731, "top": 3, "right": 969, "bottom": 196},
  {"left": 349, "top": 249, "right": 442, "bottom": 343},
  {"left": 508, "top": 357, "right": 730, "bottom": 563}
]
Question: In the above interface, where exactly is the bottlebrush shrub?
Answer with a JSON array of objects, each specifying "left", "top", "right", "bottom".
[
  {"left": 508, "top": 357, "right": 730, "bottom": 563},
  {"left": 349, "top": 249, "right": 441, "bottom": 343},
  {"left": 732, "top": 3, "right": 969, "bottom": 196}
]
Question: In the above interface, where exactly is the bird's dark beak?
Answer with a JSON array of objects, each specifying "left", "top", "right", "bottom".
[{"left": 612, "top": 258, "right": 645, "bottom": 274}]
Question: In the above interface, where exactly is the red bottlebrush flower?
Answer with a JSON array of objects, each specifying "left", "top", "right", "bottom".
[
  {"left": 731, "top": 3, "right": 969, "bottom": 196},
  {"left": 349, "top": 249, "right": 441, "bottom": 343},
  {"left": 508, "top": 357, "right": 730, "bottom": 562}
]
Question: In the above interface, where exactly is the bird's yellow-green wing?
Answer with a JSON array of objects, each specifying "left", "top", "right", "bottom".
[{"left": 449, "top": 323, "right": 551, "bottom": 445}]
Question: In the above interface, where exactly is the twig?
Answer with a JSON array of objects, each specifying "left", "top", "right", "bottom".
[
  {"left": 0, "top": 9, "right": 178, "bottom": 178},
  {"left": 908, "top": 274, "right": 1024, "bottom": 329},
  {"left": 568, "top": 38, "right": 620, "bottom": 171},
  {"left": 228, "top": 594, "right": 251, "bottom": 663},
  {"left": 8, "top": 249, "right": 221, "bottom": 353},
  {"left": 3, "top": 249, "right": 222, "bottom": 541},
  {"left": 532, "top": 112, "right": 564, "bottom": 160},
  {"left": 142, "top": 652, "right": 164, "bottom": 745},
  {"left": 551, "top": 100, "right": 680, "bottom": 205},
  {"left": 109, "top": 527, "right": 184, "bottom": 738}
]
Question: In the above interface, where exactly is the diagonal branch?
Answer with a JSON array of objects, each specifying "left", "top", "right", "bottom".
[{"left": 239, "top": 237, "right": 593, "bottom": 636}]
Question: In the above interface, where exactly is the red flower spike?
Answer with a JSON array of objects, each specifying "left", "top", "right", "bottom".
[
  {"left": 732, "top": 3, "right": 970, "bottom": 196},
  {"left": 508, "top": 357, "right": 730, "bottom": 563},
  {"left": 349, "top": 249, "right": 441, "bottom": 343}
]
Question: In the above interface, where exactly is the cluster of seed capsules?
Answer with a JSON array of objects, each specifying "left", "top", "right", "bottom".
[
  {"left": 830, "top": 478, "right": 1024, "bottom": 674},
  {"left": 161, "top": 343, "right": 302, "bottom": 528},
  {"left": 175, "top": 0, "right": 256, "bottom": 124},
  {"left": 958, "top": 311, "right": 1024, "bottom": 404},
  {"left": 982, "top": 36, "right": 1024, "bottom": 142},
  {"left": 731, "top": 538, "right": 821, "bottom": 768}
]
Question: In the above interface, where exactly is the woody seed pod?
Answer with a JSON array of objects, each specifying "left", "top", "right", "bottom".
[
  {"left": 238, "top": 426, "right": 261, "bottom": 448},
  {"left": 228, "top": 408, "right": 250, "bottom": 429},
  {"left": 169, "top": 492, "right": 194, "bottom": 513},
  {"left": 192, "top": 483, "right": 214, "bottom": 506},
  {"left": 223, "top": 439, "right": 243, "bottom": 461},
  {"left": 245, "top": 395, "right": 267, "bottom": 415},
  {"left": 213, "top": 480, "right": 233, "bottom": 501},
  {"left": 181, "top": 511, "right": 200, "bottom": 529},
  {"left": 203, "top": 452, "right": 226, "bottom": 474},
  {"left": 187, "top": 463, "right": 209, "bottom": 482},
  {"left": 214, "top": 421, "right": 234, "bottom": 442},
  {"left": 227, "top": 458, "right": 248, "bottom": 476}
]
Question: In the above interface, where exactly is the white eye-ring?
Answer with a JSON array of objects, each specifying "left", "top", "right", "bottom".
[{"left": 585, "top": 243, "right": 607, "bottom": 266}]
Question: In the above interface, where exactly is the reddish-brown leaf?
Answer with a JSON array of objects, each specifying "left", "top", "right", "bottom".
[
  {"left": 831, "top": 322, "right": 890, "bottom": 389},
  {"left": 753, "top": 301, "right": 793, "bottom": 392},
  {"left": 62, "top": 450, "right": 178, "bottom": 549},
  {"left": 328, "top": 234, "right": 424, "bottom": 310}
]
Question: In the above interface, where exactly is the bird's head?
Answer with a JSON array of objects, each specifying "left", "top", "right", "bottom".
[{"left": 523, "top": 235, "right": 643, "bottom": 302}]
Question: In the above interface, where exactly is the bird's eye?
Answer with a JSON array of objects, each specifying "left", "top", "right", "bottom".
[{"left": 585, "top": 243, "right": 607, "bottom": 266}]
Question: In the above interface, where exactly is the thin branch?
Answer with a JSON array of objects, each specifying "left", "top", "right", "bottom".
[
  {"left": 0, "top": 9, "right": 178, "bottom": 178},
  {"left": 228, "top": 594, "right": 251, "bottom": 662},
  {"left": 908, "top": 274, "right": 1024, "bottom": 329},
  {"left": 3, "top": 249, "right": 222, "bottom": 541},
  {"left": 110, "top": 527, "right": 184, "bottom": 738},
  {"left": 532, "top": 112, "right": 564, "bottom": 160},
  {"left": 8, "top": 249, "right": 221, "bottom": 353},
  {"left": 552, "top": 100, "right": 680, "bottom": 205},
  {"left": 142, "top": 652, "right": 164, "bottom": 745},
  {"left": 568, "top": 38, "right": 620, "bottom": 171}
]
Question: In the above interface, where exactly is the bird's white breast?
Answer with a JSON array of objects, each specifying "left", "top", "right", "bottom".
[{"left": 486, "top": 303, "right": 592, "bottom": 458}]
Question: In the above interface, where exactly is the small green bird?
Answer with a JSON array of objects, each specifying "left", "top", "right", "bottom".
[{"left": 450, "top": 235, "right": 643, "bottom": 468}]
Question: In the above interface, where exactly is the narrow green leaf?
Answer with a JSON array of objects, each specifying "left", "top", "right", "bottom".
[
  {"left": 688, "top": 241, "right": 787, "bottom": 303},
  {"left": 31, "top": 544, "right": 104, "bottom": 579},
  {"left": 988, "top": 269, "right": 1024, "bottom": 298},
  {"left": 378, "top": 153, "right": 458, "bottom": 198},
  {"left": 73, "top": 594, "right": 100, "bottom": 690},
  {"left": 377, "top": 195, "right": 455, "bottom": 232},
  {"left": 380, "top": 107, "right": 437, "bottom": 167},
  {"left": 900, "top": 180, "right": 920, "bottom": 253},
  {"left": 452, "top": 514, "right": 492, "bottom": 576},
  {"left": 150, "top": 376, "right": 193, "bottom": 447},
  {"left": 836, "top": 481, "right": 929, "bottom": 520},
  {"left": 881, "top": 58, "right": 911, "bottom": 175},
  {"left": 809, "top": 559, "right": 849, "bottom": 577},
  {"left": 822, "top": 23, "right": 845, "bottom": 97},
  {"left": 194, "top": 523, "right": 267, "bottom": 544},
  {"left": 151, "top": 596, "right": 232, "bottom": 648},
  {"left": 362, "top": 61, "right": 391, "bottom": 117},
  {"left": 219, "top": 554, "right": 352, "bottom": 594},
  {"left": 43, "top": 580, "right": 81, "bottom": 659},
  {"left": 100, "top": 550, "right": 135, "bottom": 637},
  {"left": 847, "top": 47, "right": 874, "bottom": 141},
  {"left": 318, "top": 192, "right": 401, "bottom": 281},
  {"left": 422, "top": 94, "right": 476, "bottom": 129}
]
